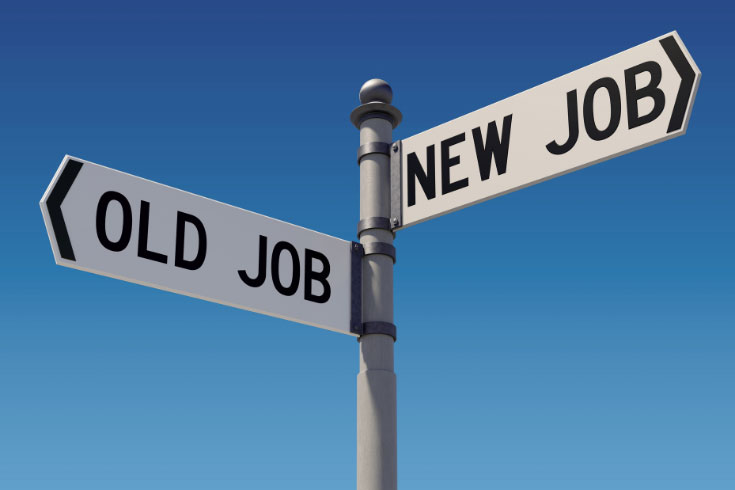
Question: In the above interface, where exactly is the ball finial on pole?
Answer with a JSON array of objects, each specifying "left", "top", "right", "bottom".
[
  {"left": 350, "top": 79, "right": 402, "bottom": 129},
  {"left": 359, "top": 79, "right": 393, "bottom": 104}
]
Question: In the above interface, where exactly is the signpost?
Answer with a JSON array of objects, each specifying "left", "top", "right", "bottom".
[
  {"left": 40, "top": 155, "right": 362, "bottom": 336},
  {"left": 40, "top": 31, "right": 701, "bottom": 490},
  {"left": 392, "top": 32, "right": 700, "bottom": 229}
]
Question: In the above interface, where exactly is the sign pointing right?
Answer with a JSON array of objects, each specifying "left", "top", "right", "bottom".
[{"left": 395, "top": 32, "right": 700, "bottom": 229}]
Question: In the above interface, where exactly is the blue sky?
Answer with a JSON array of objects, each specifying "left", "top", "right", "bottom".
[{"left": 1, "top": 1, "right": 733, "bottom": 489}]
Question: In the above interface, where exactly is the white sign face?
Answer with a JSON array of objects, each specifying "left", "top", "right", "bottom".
[
  {"left": 41, "top": 156, "right": 360, "bottom": 336},
  {"left": 398, "top": 32, "right": 700, "bottom": 228}
]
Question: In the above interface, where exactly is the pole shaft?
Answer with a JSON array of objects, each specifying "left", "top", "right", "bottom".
[{"left": 355, "top": 82, "right": 399, "bottom": 490}]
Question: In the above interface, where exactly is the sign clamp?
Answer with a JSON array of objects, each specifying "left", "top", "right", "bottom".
[
  {"left": 362, "top": 321, "right": 396, "bottom": 341},
  {"left": 349, "top": 241, "right": 363, "bottom": 336},
  {"left": 357, "top": 142, "right": 391, "bottom": 164},
  {"left": 356, "top": 217, "right": 392, "bottom": 237},
  {"left": 390, "top": 140, "right": 402, "bottom": 230},
  {"left": 348, "top": 240, "right": 396, "bottom": 340},
  {"left": 362, "top": 242, "right": 396, "bottom": 263}
]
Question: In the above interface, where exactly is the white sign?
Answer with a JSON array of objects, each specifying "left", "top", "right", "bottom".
[
  {"left": 40, "top": 156, "right": 360, "bottom": 336},
  {"left": 398, "top": 32, "right": 700, "bottom": 228}
]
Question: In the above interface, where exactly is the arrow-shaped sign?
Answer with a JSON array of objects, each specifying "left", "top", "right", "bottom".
[
  {"left": 41, "top": 156, "right": 361, "bottom": 336},
  {"left": 394, "top": 32, "right": 701, "bottom": 229}
]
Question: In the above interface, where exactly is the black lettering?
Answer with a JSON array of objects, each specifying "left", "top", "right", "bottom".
[
  {"left": 238, "top": 235, "right": 268, "bottom": 287},
  {"left": 472, "top": 114, "right": 513, "bottom": 180},
  {"left": 137, "top": 200, "right": 167, "bottom": 264},
  {"left": 304, "top": 249, "right": 331, "bottom": 304},
  {"left": 174, "top": 211, "right": 207, "bottom": 271},
  {"left": 271, "top": 241, "right": 299, "bottom": 297},
  {"left": 407, "top": 146, "right": 435, "bottom": 207},
  {"left": 625, "top": 61, "right": 665, "bottom": 129},
  {"left": 547, "top": 90, "right": 580, "bottom": 155},
  {"left": 95, "top": 191, "right": 133, "bottom": 252},
  {"left": 583, "top": 77, "right": 621, "bottom": 141},
  {"left": 441, "top": 133, "right": 468, "bottom": 195}
]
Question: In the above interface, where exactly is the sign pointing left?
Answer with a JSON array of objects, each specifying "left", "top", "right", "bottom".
[{"left": 41, "top": 155, "right": 361, "bottom": 336}]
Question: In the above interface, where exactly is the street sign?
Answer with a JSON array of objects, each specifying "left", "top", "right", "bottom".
[
  {"left": 40, "top": 156, "right": 361, "bottom": 336},
  {"left": 394, "top": 32, "right": 700, "bottom": 229}
]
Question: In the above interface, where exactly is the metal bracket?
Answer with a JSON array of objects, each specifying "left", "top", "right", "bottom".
[
  {"left": 351, "top": 242, "right": 397, "bottom": 340},
  {"left": 350, "top": 242, "right": 363, "bottom": 336},
  {"left": 360, "top": 321, "right": 396, "bottom": 341},
  {"left": 357, "top": 217, "right": 392, "bottom": 238},
  {"left": 362, "top": 242, "right": 396, "bottom": 263},
  {"left": 357, "top": 142, "right": 391, "bottom": 164},
  {"left": 390, "top": 140, "right": 402, "bottom": 230}
]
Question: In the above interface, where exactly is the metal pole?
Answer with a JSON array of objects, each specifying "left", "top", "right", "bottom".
[{"left": 351, "top": 79, "right": 402, "bottom": 490}]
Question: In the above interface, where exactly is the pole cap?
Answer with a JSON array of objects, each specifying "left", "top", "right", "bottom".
[{"left": 350, "top": 79, "right": 402, "bottom": 129}]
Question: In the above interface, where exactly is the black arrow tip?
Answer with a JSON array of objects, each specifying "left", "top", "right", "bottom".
[
  {"left": 45, "top": 158, "right": 84, "bottom": 261},
  {"left": 660, "top": 35, "right": 698, "bottom": 134}
]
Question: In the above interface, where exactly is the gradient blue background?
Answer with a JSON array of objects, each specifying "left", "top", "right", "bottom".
[{"left": 1, "top": 1, "right": 732, "bottom": 488}]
